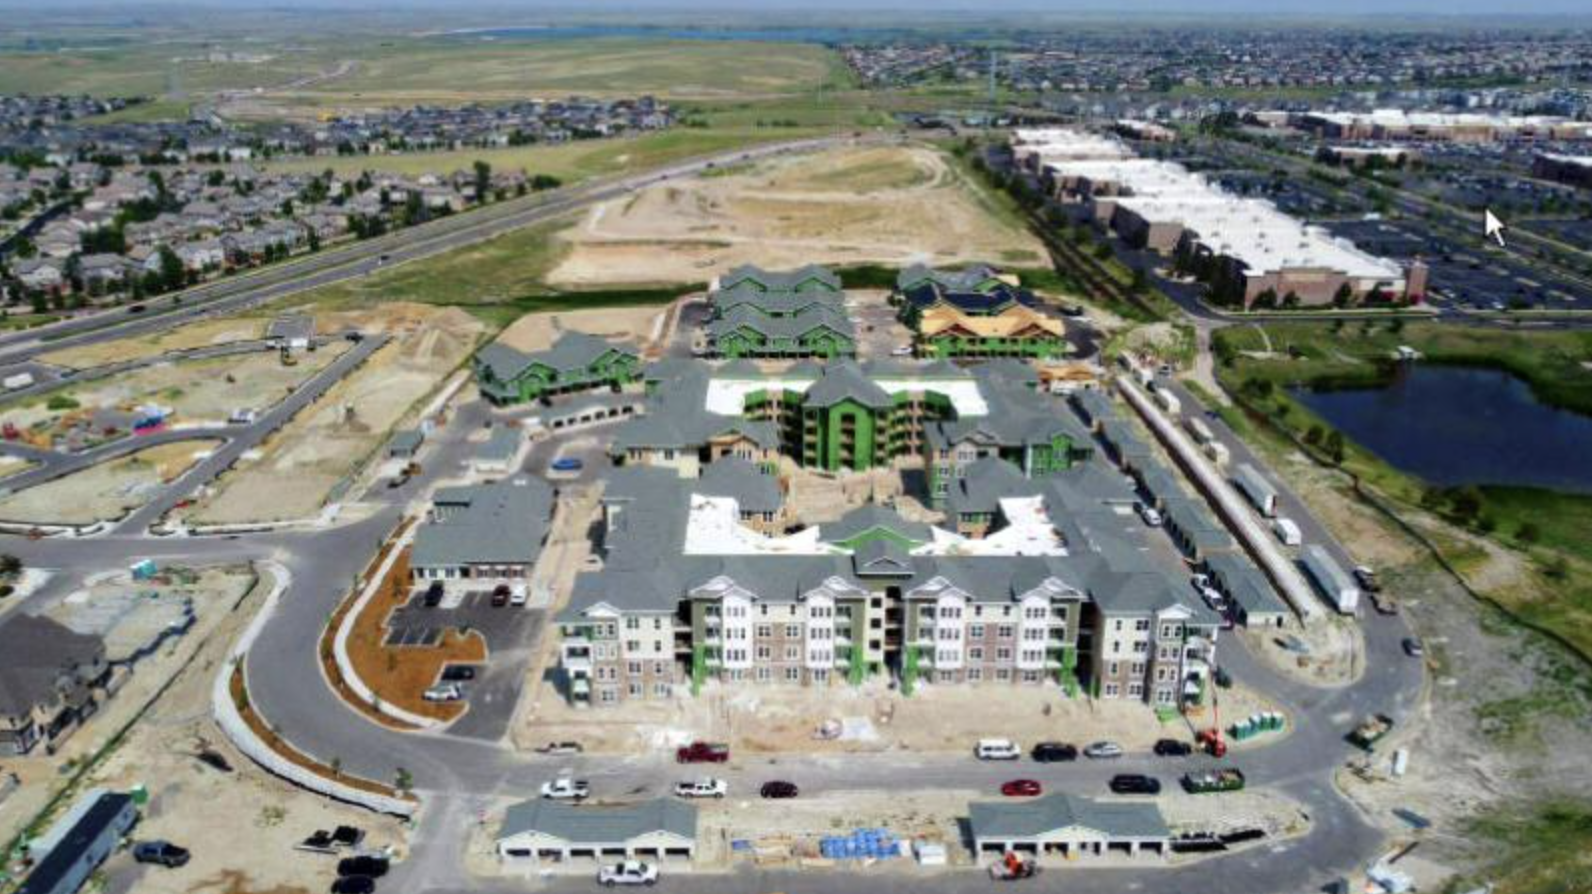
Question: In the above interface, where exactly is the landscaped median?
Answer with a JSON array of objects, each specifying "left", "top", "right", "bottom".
[
  {"left": 321, "top": 519, "right": 488, "bottom": 728},
  {"left": 212, "top": 562, "right": 418, "bottom": 817}
]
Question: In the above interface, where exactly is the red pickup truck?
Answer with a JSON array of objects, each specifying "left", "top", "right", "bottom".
[{"left": 675, "top": 741, "right": 730, "bottom": 764}]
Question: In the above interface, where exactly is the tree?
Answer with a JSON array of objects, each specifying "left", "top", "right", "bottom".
[
  {"left": 1324, "top": 430, "right": 1346, "bottom": 465},
  {"left": 1516, "top": 521, "right": 1541, "bottom": 544},
  {"left": 158, "top": 245, "right": 184, "bottom": 293},
  {"left": 0, "top": 554, "right": 21, "bottom": 577},
  {"left": 394, "top": 767, "right": 413, "bottom": 794},
  {"left": 473, "top": 160, "right": 492, "bottom": 201},
  {"left": 1449, "top": 486, "right": 1484, "bottom": 521},
  {"left": 1304, "top": 424, "right": 1325, "bottom": 445}
]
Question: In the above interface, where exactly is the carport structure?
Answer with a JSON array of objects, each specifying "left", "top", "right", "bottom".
[
  {"left": 968, "top": 793, "right": 1170, "bottom": 862},
  {"left": 495, "top": 798, "right": 697, "bottom": 866}
]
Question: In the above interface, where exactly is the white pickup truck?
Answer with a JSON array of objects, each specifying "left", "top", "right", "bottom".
[
  {"left": 598, "top": 860, "right": 658, "bottom": 887},
  {"left": 539, "top": 778, "right": 591, "bottom": 802},
  {"left": 673, "top": 777, "right": 727, "bottom": 799}
]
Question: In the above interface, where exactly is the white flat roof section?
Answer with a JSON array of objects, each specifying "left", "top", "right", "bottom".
[{"left": 704, "top": 376, "right": 990, "bottom": 418}]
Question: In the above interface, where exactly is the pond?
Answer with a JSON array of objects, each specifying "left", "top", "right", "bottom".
[{"left": 1289, "top": 364, "right": 1592, "bottom": 494}]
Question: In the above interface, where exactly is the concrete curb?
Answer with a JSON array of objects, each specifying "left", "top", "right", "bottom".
[
  {"left": 212, "top": 561, "right": 419, "bottom": 817},
  {"left": 330, "top": 523, "right": 443, "bottom": 730}
]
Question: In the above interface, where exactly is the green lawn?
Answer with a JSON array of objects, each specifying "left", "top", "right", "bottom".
[
  {"left": 78, "top": 99, "right": 192, "bottom": 124},
  {"left": 1212, "top": 320, "right": 1592, "bottom": 662},
  {"left": 1460, "top": 802, "right": 1592, "bottom": 894}
]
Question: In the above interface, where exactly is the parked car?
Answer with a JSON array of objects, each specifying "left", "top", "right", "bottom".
[
  {"left": 491, "top": 584, "right": 511, "bottom": 607},
  {"left": 891, "top": 345, "right": 914, "bottom": 357},
  {"left": 509, "top": 584, "right": 529, "bottom": 607},
  {"left": 674, "top": 777, "right": 728, "bottom": 799},
  {"left": 1136, "top": 503, "right": 1163, "bottom": 526},
  {"left": 423, "top": 683, "right": 463, "bottom": 702},
  {"left": 540, "top": 778, "right": 591, "bottom": 801},
  {"left": 422, "top": 581, "right": 444, "bottom": 607},
  {"left": 441, "top": 665, "right": 477, "bottom": 682},
  {"left": 1403, "top": 637, "right": 1424, "bottom": 658},
  {"left": 975, "top": 738, "right": 1022, "bottom": 760},
  {"left": 1000, "top": 779, "right": 1043, "bottom": 797},
  {"left": 534, "top": 741, "right": 583, "bottom": 755},
  {"left": 598, "top": 860, "right": 658, "bottom": 887},
  {"left": 676, "top": 741, "right": 730, "bottom": 763},
  {"left": 1030, "top": 741, "right": 1078, "bottom": 763},
  {"left": 1109, "top": 774, "right": 1162, "bottom": 795},
  {"left": 759, "top": 781, "right": 799, "bottom": 799},
  {"left": 337, "top": 856, "right": 390, "bottom": 878},
  {"left": 1084, "top": 741, "right": 1124, "bottom": 759},
  {"left": 1153, "top": 738, "right": 1194, "bottom": 757},
  {"left": 550, "top": 457, "right": 584, "bottom": 472},
  {"left": 132, "top": 841, "right": 191, "bottom": 868},
  {"left": 1353, "top": 565, "right": 1383, "bottom": 593},
  {"left": 330, "top": 827, "right": 364, "bottom": 850},
  {"left": 329, "top": 877, "right": 375, "bottom": 894}
]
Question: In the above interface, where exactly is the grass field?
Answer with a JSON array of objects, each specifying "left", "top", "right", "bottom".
[
  {"left": 1463, "top": 802, "right": 1592, "bottom": 894},
  {"left": 264, "top": 126, "right": 827, "bottom": 180},
  {"left": 78, "top": 99, "right": 193, "bottom": 124},
  {"left": 1211, "top": 320, "right": 1592, "bottom": 663},
  {"left": 299, "top": 37, "right": 847, "bottom": 100}
]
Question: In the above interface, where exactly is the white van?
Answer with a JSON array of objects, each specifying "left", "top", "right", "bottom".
[
  {"left": 1273, "top": 517, "right": 1303, "bottom": 547},
  {"left": 975, "top": 738, "right": 1022, "bottom": 761}
]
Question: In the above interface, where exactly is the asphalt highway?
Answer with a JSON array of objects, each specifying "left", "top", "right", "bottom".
[{"left": 0, "top": 134, "right": 860, "bottom": 371}]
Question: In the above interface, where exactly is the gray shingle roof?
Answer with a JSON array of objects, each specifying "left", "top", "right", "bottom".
[
  {"left": 969, "top": 793, "right": 1169, "bottom": 841},
  {"left": 803, "top": 362, "right": 893, "bottom": 409},
  {"left": 822, "top": 503, "right": 931, "bottom": 544},
  {"left": 719, "top": 263, "right": 840, "bottom": 292},
  {"left": 499, "top": 798, "right": 696, "bottom": 845},
  {"left": 0, "top": 615, "right": 104, "bottom": 715},
  {"left": 697, "top": 457, "right": 781, "bottom": 515},
  {"left": 411, "top": 479, "right": 553, "bottom": 568}
]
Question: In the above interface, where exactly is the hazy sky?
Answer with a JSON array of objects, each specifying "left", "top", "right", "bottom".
[{"left": 10, "top": 0, "right": 1592, "bottom": 15}]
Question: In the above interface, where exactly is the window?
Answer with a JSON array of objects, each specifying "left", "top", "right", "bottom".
[
  {"left": 600, "top": 689, "right": 617, "bottom": 704},
  {"left": 625, "top": 617, "right": 640, "bottom": 630},
  {"left": 654, "top": 661, "right": 667, "bottom": 676},
  {"left": 1022, "top": 628, "right": 1045, "bottom": 642},
  {"left": 756, "top": 666, "right": 772, "bottom": 682},
  {"left": 1156, "top": 688, "right": 1176, "bottom": 705},
  {"left": 627, "top": 661, "right": 642, "bottom": 677},
  {"left": 939, "top": 605, "right": 962, "bottom": 620},
  {"left": 997, "top": 625, "right": 1015, "bottom": 639},
  {"left": 785, "top": 645, "right": 801, "bottom": 661},
  {"left": 784, "top": 666, "right": 801, "bottom": 682},
  {"left": 654, "top": 682, "right": 671, "bottom": 697},
  {"left": 938, "top": 670, "right": 956, "bottom": 683},
  {"left": 1021, "top": 670, "right": 1040, "bottom": 684},
  {"left": 968, "top": 646, "right": 984, "bottom": 661},
  {"left": 996, "top": 647, "right": 1013, "bottom": 662},
  {"left": 1107, "top": 661, "right": 1120, "bottom": 677},
  {"left": 969, "top": 624, "right": 986, "bottom": 639},
  {"left": 1128, "top": 682, "right": 1144, "bottom": 698},
  {"left": 995, "top": 668, "right": 1012, "bottom": 681},
  {"left": 628, "top": 682, "right": 643, "bottom": 697},
  {"left": 1130, "top": 661, "right": 1146, "bottom": 676},
  {"left": 755, "top": 624, "right": 772, "bottom": 638},
  {"left": 1135, "top": 619, "right": 1151, "bottom": 632},
  {"left": 755, "top": 645, "right": 771, "bottom": 661},
  {"left": 1103, "top": 683, "right": 1120, "bottom": 698},
  {"left": 625, "top": 640, "right": 640, "bottom": 653},
  {"left": 785, "top": 624, "right": 801, "bottom": 638},
  {"left": 1160, "top": 624, "right": 1177, "bottom": 638},
  {"left": 1023, "top": 605, "right": 1047, "bottom": 620},
  {"left": 812, "top": 669, "right": 829, "bottom": 683},
  {"left": 967, "top": 668, "right": 983, "bottom": 682}
]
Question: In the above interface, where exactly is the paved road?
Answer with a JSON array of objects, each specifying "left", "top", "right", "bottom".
[{"left": 0, "top": 336, "right": 388, "bottom": 526}]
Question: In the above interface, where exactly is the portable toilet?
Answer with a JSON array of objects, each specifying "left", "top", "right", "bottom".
[{"left": 131, "top": 559, "right": 158, "bottom": 581}]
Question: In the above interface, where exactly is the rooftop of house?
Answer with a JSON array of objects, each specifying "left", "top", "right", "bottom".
[
  {"left": 475, "top": 332, "right": 639, "bottom": 384},
  {"left": 410, "top": 478, "right": 554, "bottom": 568},
  {"left": 969, "top": 792, "right": 1170, "bottom": 841},
  {"left": 498, "top": 797, "right": 696, "bottom": 845}
]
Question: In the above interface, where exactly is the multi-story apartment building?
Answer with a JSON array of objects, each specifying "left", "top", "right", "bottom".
[
  {"left": 701, "top": 265, "right": 857, "bottom": 359},
  {"left": 473, "top": 332, "right": 642, "bottom": 406},
  {"left": 558, "top": 373, "right": 1247, "bottom": 710}
]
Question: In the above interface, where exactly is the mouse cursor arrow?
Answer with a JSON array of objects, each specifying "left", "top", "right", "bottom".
[{"left": 1484, "top": 209, "right": 1507, "bottom": 248}]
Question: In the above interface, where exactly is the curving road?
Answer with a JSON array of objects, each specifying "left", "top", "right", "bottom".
[{"left": 0, "top": 129, "right": 1425, "bottom": 894}]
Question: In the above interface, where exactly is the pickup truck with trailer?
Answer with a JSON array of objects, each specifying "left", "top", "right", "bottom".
[
  {"left": 1348, "top": 713, "right": 1395, "bottom": 751},
  {"left": 1181, "top": 768, "right": 1246, "bottom": 794}
]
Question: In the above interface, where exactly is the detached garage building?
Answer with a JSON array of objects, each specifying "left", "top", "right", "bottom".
[
  {"left": 496, "top": 798, "right": 697, "bottom": 866},
  {"left": 969, "top": 793, "right": 1169, "bottom": 861}
]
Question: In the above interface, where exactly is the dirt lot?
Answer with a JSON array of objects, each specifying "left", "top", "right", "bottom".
[
  {"left": 547, "top": 145, "right": 1048, "bottom": 287},
  {"left": 38, "top": 317, "right": 270, "bottom": 369},
  {"left": 344, "top": 548, "right": 486, "bottom": 722},
  {"left": 77, "top": 568, "right": 408, "bottom": 894},
  {"left": 3, "top": 345, "right": 350, "bottom": 445},
  {"left": 516, "top": 676, "right": 1282, "bottom": 757},
  {"left": 0, "top": 563, "right": 261, "bottom": 853},
  {"left": 0, "top": 439, "right": 221, "bottom": 524},
  {"left": 186, "top": 303, "right": 484, "bottom": 524},
  {"left": 493, "top": 304, "right": 670, "bottom": 354}
]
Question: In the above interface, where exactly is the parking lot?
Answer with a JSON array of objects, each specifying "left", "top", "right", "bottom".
[
  {"left": 846, "top": 289, "right": 915, "bottom": 359},
  {"left": 393, "top": 588, "right": 545, "bottom": 741}
]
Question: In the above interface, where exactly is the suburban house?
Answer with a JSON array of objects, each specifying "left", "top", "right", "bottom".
[
  {"left": 0, "top": 616, "right": 109, "bottom": 756},
  {"left": 16, "top": 790, "right": 138, "bottom": 894},
  {"left": 473, "top": 332, "right": 642, "bottom": 406},
  {"left": 408, "top": 478, "right": 554, "bottom": 593},
  {"left": 496, "top": 798, "right": 697, "bottom": 865},
  {"left": 968, "top": 793, "right": 1170, "bottom": 861}
]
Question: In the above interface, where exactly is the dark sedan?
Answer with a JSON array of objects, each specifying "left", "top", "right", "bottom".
[
  {"left": 1109, "top": 774, "right": 1163, "bottom": 796},
  {"left": 760, "top": 781, "right": 799, "bottom": 799},
  {"left": 1031, "top": 742, "right": 1078, "bottom": 762}
]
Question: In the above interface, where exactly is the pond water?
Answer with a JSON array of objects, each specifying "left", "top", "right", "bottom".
[{"left": 1289, "top": 364, "right": 1592, "bottom": 494}]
